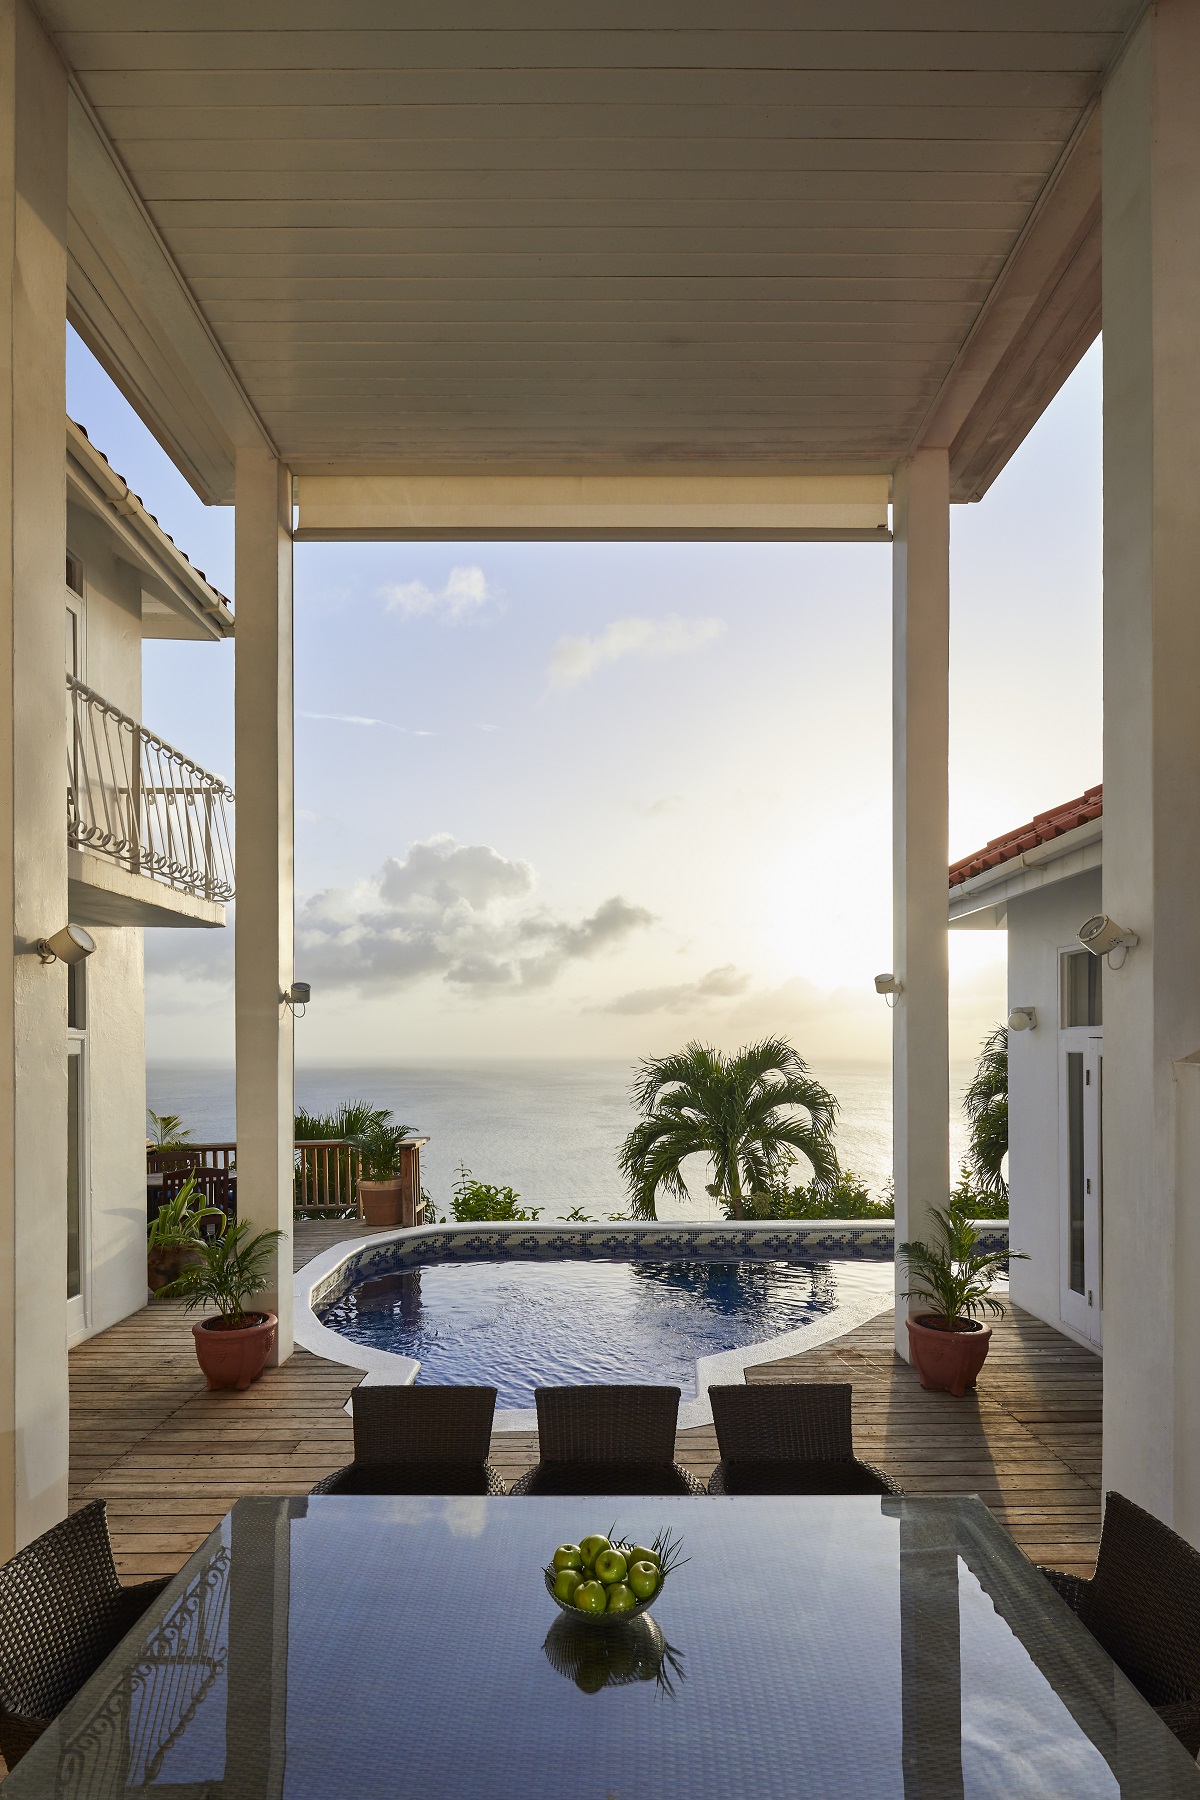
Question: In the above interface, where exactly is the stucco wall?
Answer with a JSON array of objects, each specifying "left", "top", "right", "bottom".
[
  {"left": 1005, "top": 866, "right": 1102, "bottom": 1341},
  {"left": 67, "top": 497, "right": 147, "bottom": 1341}
]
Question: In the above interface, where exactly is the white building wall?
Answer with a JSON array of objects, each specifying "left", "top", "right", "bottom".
[
  {"left": 66, "top": 496, "right": 148, "bottom": 1341},
  {"left": 1005, "top": 867, "right": 1102, "bottom": 1341}
]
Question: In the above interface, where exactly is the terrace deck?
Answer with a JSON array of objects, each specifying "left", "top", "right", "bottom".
[{"left": 69, "top": 1224, "right": 1102, "bottom": 1584}]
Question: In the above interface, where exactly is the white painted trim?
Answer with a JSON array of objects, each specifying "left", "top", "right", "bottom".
[{"left": 948, "top": 817, "right": 1103, "bottom": 926}]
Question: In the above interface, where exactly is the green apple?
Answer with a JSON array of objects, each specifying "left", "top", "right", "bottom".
[
  {"left": 605, "top": 1582, "right": 637, "bottom": 1614},
  {"left": 554, "top": 1567, "right": 583, "bottom": 1602},
  {"left": 552, "top": 1543, "right": 583, "bottom": 1573},
  {"left": 574, "top": 1580, "right": 607, "bottom": 1614},
  {"left": 579, "top": 1534, "right": 611, "bottom": 1569},
  {"left": 593, "top": 1549, "right": 628, "bottom": 1586},
  {"left": 627, "top": 1560, "right": 659, "bottom": 1601},
  {"left": 626, "top": 1544, "right": 659, "bottom": 1569}
]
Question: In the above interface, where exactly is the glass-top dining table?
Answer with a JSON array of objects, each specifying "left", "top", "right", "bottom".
[{"left": 3, "top": 1493, "right": 1198, "bottom": 1799}]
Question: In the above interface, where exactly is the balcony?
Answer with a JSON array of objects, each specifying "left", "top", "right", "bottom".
[{"left": 67, "top": 674, "right": 234, "bottom": 930}]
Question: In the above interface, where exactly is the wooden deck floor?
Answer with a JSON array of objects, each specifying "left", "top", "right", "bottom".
[{"left": 70, "top": 1227, "right": 1102, "bottom": 1584}]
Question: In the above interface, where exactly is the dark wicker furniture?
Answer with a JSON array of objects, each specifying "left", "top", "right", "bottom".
[
  {"left": 311, "top": 1384, "right": 506, "bottom": 1496},
  {"left": 706, "top": 1382, "right": 903, "bottom": 1496},
  {"left": 1040, "top": 1489, "right": 1200, "bottom": 1756},
  {"left": 0, "top": 1498, "right": 169, "bottom": 1769},
  {"left": 509, "top": 1385, "right": 705, "bottom": 1496}
]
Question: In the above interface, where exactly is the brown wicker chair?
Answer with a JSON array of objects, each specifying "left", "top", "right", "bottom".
[
  {"left": 311, "top": 1384, "right": 506, "bottom": 1496},
  {"left": 706, "top": 1382, "right": 903, "bottom": 1496},
  {"left": 509, "top": 1385, "right": 706, "bottom": 1496},
  {"left": 1040, "top": 1489, "right": 1200, "bottom": 1756},
  {"left": 0, "top": 1498, "right": 170, "bottom": 1768}
]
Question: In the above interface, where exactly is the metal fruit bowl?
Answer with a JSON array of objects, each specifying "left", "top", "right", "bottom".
[{"left": 543, "top": 1565, "right": 659, "bottom": 1629}]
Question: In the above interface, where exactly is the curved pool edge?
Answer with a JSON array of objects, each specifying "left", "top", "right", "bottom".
[{"left": 292, "top": 1218, "right": 1009, "bottom": 1427}]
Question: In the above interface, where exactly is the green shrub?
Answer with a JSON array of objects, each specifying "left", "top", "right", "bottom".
[
  {"left": 747, "top": 1167, "right": 892, "bottom": 1220},
  {"left": 950, "top": 1163, "right": 1009, "bottom": 1220},
  {"left": 448, "top": 1163, "right": 541, "bottom": 1223}
]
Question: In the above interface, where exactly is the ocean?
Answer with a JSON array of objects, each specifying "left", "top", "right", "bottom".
[{"left": 147, "top": 1059, "right": 976, "bottom": 1223}]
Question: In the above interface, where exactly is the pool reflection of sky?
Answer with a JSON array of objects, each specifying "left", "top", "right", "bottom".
[{"left": 317, "top": 1259, "right": 838, "bottom": 1406}]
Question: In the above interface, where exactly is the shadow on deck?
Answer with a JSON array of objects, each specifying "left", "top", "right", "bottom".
[{"left": 69, "top": 1226, "right": 1101, "bottom": 1583}]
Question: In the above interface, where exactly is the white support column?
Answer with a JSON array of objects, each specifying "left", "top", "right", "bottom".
[
  {"left": 0, "top": 0, "right": 69, "bottom": 1552},
  {"left": 1101, "top": 1, "right": 1200, "bottom": 1537},
  {"left": 234, "top": 450, "right": 294, "bottom": 1361},
  {"left": 891, "top": 451, "right": 951, "bottom": 1359}
]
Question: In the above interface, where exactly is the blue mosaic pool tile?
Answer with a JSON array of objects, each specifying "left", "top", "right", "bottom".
[{"left": 305, "top": 1217, "right": 1010, "bottom": 1310}]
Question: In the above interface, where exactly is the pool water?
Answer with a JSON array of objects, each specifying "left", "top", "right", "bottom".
[{"left": 317, "top": 1258, "right": 840, "bottom": 1407}]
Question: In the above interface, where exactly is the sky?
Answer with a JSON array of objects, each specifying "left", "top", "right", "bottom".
[{"left": 65, "top": 329, "right": 1102, "bottom": 1069}]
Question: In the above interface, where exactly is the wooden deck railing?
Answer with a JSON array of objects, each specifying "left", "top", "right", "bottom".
[{"left": 147, "top": 1139, "right": 367, "bottom": 1221}]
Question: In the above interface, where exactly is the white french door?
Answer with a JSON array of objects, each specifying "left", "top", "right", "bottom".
[
  {"left": 66, "top": 1035, "right": 88, "bottom": 1341},
  {"left": 1059, "top": 1032, "right": 1103, "bottom": 1345}
]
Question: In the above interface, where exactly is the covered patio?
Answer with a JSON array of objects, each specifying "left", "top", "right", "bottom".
[
  {"left": 1, "top": 3, "right": 1199, "bottom": 1788},
  {"left": 69, "top": 1229, "right": 1102, "bottom": 1586}
]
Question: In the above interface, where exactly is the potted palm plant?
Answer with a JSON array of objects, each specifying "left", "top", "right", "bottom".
[
  {"left": 357, "top": 1118, "right": 416, "bottom": 1227},
  {"left": 156, "top": 1221, "right": 284, "bottom": 1390},
  {"left": 146, "top": 1173, "right": 226, "bottom": 1292},
  {"left": 899, "top": 1200, "right": 1026, "bottom": 1396}
]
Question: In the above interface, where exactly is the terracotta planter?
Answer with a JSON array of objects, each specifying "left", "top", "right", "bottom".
[
  {"left": 192, "top": 1311, "right": 277, "bottom": 1391},
  {"left": 906, "top": 1314, "right": 992, "bottom": 1397},
  {"left": 359, "top": 1178, "right": 405, "bottom": 1227}
]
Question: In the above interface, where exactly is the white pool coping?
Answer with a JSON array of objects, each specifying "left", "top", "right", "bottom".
[{"left": 294, "top": 1223, "right": 903, "bottom": 1427}]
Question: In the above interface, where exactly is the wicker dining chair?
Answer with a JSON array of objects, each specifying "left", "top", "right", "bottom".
[
  {"left": 311, "top": 1384, "right": 507, "bottom": 1496},
  {"left": 509, "top": 1385, "right": 706, "bottom": 1496},
  {"left": 1040, "top": 1490, "right": 1200, "bottom": 1756},
  {"left": 0, "top": 1498, "right": 170, "bottom": 1769},
  {"left": 706, "top": 1382, "right": 903, "bottom": 1496}
]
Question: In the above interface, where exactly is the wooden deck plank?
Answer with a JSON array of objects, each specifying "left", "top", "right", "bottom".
[{"left": 69, "top": 1225, "right": 1102, "bottom": 1583}]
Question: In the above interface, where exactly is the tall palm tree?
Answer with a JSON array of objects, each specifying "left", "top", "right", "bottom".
[
  {"left": 963, "top": 1025, "right": 1008, "bottom": 1201},
  {"left": 618, "top": 1037, "right": 839, "bottom": 1220}
]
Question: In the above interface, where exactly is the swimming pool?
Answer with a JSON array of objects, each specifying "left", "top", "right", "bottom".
[{"left": 317, "top": 1256, "right": 876, "bottom": 1409}]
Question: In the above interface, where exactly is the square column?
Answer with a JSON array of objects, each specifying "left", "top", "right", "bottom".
[
  {"left": 891, "top": 451, "right": 951, "bottom": 1358},
  {"left": 1101, "top": 1, "right": 1200, "bottom": 1535},
  {"left": 0, "top": 0, "right": 69, "bottom": 1551},
  {"left": 234, "top": 450, "right": 294, "bottom": 1360}
]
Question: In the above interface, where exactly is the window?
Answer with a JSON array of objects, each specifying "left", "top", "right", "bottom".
[
  {"left": 67, "top": 959, "right": 86, "bottom": 1032},
  {"left": 1066, "top": 1051, "right": 1086, "bottom": 1296},
  {"left": 1061, "top": 949, "right": 1102, "bottom": 1028}
]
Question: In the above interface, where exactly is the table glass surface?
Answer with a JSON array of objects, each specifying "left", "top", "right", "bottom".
[{"left": 4, "top": 1494, "right": 1199, "bottom": 1800}]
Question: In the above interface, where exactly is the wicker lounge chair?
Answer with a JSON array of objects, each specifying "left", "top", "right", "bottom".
[
  {"left": 706, "top": 1382, "right": 903, "bottom": 1496},
  {"left": 311, "top": 1384, "right": 506, "bottom": 1496},
  {"left": 509, "top": 1385, "right": 705, "bottom": 1496},
  {"left": 1040, "top": 1490, "right": 1200, "bottom": 1756},
  {"left": 0, "top": 1498, "right": 170, "bottom": 1769}
]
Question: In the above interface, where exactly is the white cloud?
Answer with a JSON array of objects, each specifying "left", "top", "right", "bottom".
[
  {"left": 293, "top": 836, "right": 654, "bottom": 996},
  {"left": 547, "top": 614, "right": 725, "bottom": 691},
  {"left": 299, "top": 710, "right": 433, "bottom": 736},
  {"left": 598, "top": 964, "right": 751, "bottom": 1016},
  {"left": 381, "top": 564, "right": 494, "bottom": 622}
]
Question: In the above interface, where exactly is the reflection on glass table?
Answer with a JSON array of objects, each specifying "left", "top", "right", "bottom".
[{"left": 4, "top": 1494, "right": 1199, "bottom": 1800}]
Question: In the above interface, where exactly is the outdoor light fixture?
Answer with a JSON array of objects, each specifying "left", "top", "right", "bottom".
[
  {"left": 874, "top": 972, "right": 903, "bottom": 1009},
  {"left": 282, "top": 981, "right": 311, "bottom": 1017},
  {"left": 1008, "top": 1007, "right": 1037, "bottom": 1032},
  {"left": 36, "top": 925, "right": 95, "bottom": 966},
  {"left": 1078, "top": 914, "right": 1139, "bottom": 969}
]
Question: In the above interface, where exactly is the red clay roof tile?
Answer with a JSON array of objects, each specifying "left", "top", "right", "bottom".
[{"left": 948, "top": 785, "right": 1102, "bottom": 888}]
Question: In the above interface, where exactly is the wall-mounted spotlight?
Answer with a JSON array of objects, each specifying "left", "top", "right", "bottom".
[
  {"left": 1078, "top": 914, "right": 1139, "bottom": 969},
  {"left": 282, "top": 981, "right": 311, "bottom": 1018},
  {"left": 36, "top": 925, "right": 95, "bottom": 966},
  {"left": 874, "top": 972, "right": 903, "bottom": 1009},
  {"left": 1008, "top": 1007, "right": 1037, "bottom": 1032}
]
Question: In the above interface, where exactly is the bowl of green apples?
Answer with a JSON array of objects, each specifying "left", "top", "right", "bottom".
[{"left": 544, "top": 1528, "right": 684, "bottom": 1629}]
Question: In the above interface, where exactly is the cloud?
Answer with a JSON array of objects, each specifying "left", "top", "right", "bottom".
[
  {"left": 294, "top": 836, "right": 653, "bottom": 995},
  {"left": 547, "top": 614, "right": 725, "bottom": 691},
  {"left": 599, "top": 964, "right": 751, "bottom": 1015},
  {"left": 299, "top": 710, "right": 433, "bottom": 736},
  {"left": 381, "top": 564, "right": 494, "bottom": 622}
]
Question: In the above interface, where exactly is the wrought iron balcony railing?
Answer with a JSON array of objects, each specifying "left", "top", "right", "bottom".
[{"left": 67, "top": 674, "right": 235, "bottom": 903}]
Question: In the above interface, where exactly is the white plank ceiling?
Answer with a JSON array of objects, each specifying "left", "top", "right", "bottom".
[{"left": 42, "top": 3, "right": 1142, "bottom": 498}]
